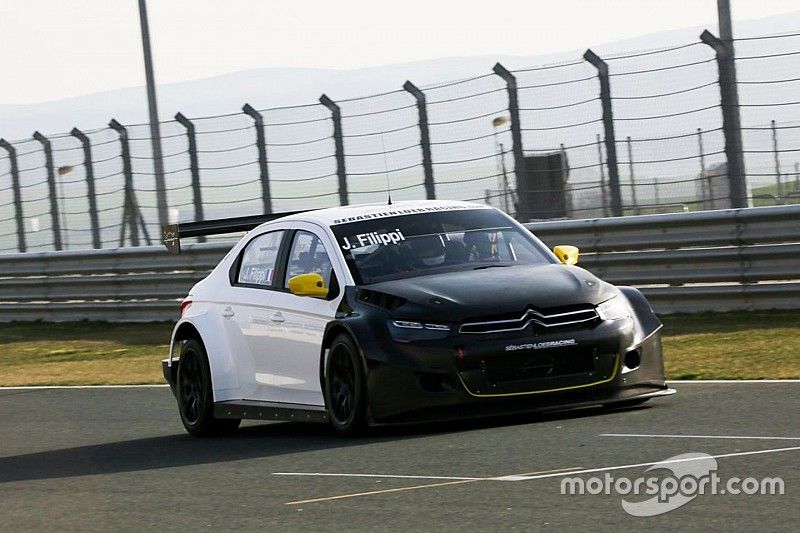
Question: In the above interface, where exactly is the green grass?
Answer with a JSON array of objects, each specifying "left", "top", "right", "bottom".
[
  {"left": 0, "top": 311, "right": 797, "bottom": 386},
  {"left": 0, "top": 322, "right": 173, "bottom": 386},
  {"left": 660, "top": 311, "right": 800, "bottom": 380},
  {"left": 751, "top": 181, "right": 800, "bottom": 207}
]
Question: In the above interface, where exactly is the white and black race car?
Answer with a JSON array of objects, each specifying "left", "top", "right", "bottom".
[{"left": 162, "top": 200, "right": 674, "bottom": 436}]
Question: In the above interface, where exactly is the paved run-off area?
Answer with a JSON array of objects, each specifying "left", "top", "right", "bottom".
[{"left": 0, "top": 383, "right": 798, "bottom": 531}]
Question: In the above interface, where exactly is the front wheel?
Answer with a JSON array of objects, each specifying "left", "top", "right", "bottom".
[
  {"left": 176, "top": 338, "right": 240, "bottom": 437},
  {"left": 324, "top": 334, "right": 367, "bottom": 436}
]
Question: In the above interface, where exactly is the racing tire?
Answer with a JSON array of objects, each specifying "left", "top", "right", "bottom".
[
  {"left": 177, "top": 338, "right": 241, "bottom": 437},
  {"left": 324, "top": 334, "right": 367, "bottom": 436}
]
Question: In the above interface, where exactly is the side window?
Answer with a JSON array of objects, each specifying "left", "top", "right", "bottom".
[
  {"left": 237, "top": 231, "right": 284, "bottom": 287},
  {"left": 284, "top": 231, "right": 334, "bottom": 289}
]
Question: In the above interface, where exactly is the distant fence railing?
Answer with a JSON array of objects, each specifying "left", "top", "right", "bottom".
[
  {"left": 2, "top": 29, "right": 800, "bottom": 253},
  {"left": 527, "top": 203, "right": 800, "bottom": 313},
  {"left": 0, "top": 204, "right": 797, "bottom": 320}
]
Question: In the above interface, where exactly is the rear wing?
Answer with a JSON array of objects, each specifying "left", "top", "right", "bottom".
[{"left": 161, "top": 211, "right": 305, "bottom": 254}]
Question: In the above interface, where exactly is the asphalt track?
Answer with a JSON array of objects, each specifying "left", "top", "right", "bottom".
[{"left": 0, "top": 382, "right": 798, "bottom": 531}]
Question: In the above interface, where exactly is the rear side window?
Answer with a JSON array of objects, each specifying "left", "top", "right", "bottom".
[{"left": 237, "top": 231, "right": 284, "bottom": 286}]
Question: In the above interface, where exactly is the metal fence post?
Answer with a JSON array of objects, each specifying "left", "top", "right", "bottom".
[
  {"left": 771, "top": 120, "right": 783, "bottom": 203},
  {"left": 498, "top": 143, "right": 512, "bottom": 214},
  {"left": 109, "top": 119, "right": 140, "bottom": 247},
  {"left": 492, "top": 63, "right": 526, "bottom": 216},
  {"left": 626, "top": 136, "right": 640, "bottom": 215},
  {"left": 402, "top": 81, "right": 435, "bottom": 199},
  {"left": 70, "top": 128, "right": 102, "bottom": 249},
  {"left": 0, "top": 139, "right": 27, "bottom": 252},
  {"left": 596, "top": 134, "right": 609, "bottom": 217},
  {"left": 654, "top": 178, "right": 661, "bottom": 208},
  {"left": 584, "top": 49, "right": 623, "bottom": 217},
  {"left": 242, "top": 104, "right": 273, "bottom": 214},
  {"left": 137, "top": 0, "right": 168, "bottom": 231},
  {"left": 32, "top": 131, "right": 63, "bottom": 250},
  {"left": 319, "top": 95, "right": 348, "bottom": 206},
  {"left": 175, "top": 113, "right": 205, "bottom": 240},
  {"left": 560, "top": 143, "right": 571, "bottom": 217},
  {"left": 697, "top": 128, "right": 709, "bottom": 208},
  {"left": 701, "top": 29, "right": 747, "bottom": 208}
]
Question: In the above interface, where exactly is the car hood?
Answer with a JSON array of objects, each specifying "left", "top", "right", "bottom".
[{"left": 365, "top": 264, "right": 617, "bottom": 321}]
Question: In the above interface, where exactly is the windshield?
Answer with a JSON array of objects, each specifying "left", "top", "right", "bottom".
[{"left": 331, "top": 208, "right": 555, "bottom": 284}]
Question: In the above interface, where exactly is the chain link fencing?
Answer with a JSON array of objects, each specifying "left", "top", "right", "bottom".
[{"left": 1, "top": 29, "right": 799, "bottom": 253}]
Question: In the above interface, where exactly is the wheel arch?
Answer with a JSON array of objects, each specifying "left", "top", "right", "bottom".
[
  {"left": 618, "top": 285, "right": 662, "bottom": 343},
  {"left": 319, "top": 320, "right": 374, "bottom": 390},
  {"left": 173, "top": 321, "right": 203, "bottom": 346},
  {"left": 165, "top": 321, "right": 205, "bottom": 388},
  {"left": 169, "top": 314, "right": 241, "bottom": 402}
]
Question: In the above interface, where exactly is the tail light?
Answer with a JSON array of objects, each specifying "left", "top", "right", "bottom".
[{"left": 180, "top": 298, "right": 192, "bottom": 317}]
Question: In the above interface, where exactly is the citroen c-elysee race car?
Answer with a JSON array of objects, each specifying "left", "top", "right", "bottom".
[{"left": 161, "top": 200, "right": 674, "bottom": 436}]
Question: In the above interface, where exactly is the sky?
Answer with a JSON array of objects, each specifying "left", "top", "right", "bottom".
[{"left": 1, "top": 0, "right": 799, "bottom": 104}]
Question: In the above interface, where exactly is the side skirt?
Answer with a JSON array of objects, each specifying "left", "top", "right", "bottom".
[{"left": 214, "top": 399, "right": 329, "bottom": 423}]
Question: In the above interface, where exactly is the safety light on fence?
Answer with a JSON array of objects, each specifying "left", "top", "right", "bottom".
[{"left": 492, "top": 116, "right": 510, "bottom": 128}]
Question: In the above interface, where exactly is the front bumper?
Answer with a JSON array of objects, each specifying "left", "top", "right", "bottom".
[{"left": 364, "top": 317, "right": 670, "bottom": 423}]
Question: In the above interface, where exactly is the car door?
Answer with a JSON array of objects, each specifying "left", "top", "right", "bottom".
[
  {"left": 264, "top": 224, "right": 345, "bottom": 406},
  {"left": 223, "top": 228, "right": 288, "bottom": 402}
]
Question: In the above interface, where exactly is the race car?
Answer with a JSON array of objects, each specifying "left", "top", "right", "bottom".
[{"left": 161, "top": 200, "right": 674, "bottom": 436}]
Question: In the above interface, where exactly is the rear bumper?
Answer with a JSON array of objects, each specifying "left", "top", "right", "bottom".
[{"left": 162, "top": 358, "right": 177, "bottom": 396}]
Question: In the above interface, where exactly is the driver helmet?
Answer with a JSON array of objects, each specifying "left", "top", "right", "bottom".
[{"left": 407, "top": 234, "right": 446, "bottom": 267}]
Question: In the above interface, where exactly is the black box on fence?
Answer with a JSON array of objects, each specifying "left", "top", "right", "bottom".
[{"left": 516, "top": 152, "right": 570, "bottom": 221}]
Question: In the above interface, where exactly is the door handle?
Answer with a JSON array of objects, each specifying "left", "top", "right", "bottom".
[
  {"left": 221, "top": 306, "right": 235, "bottom": 319},
  {"left": 270, "top": 311, "right": 285, "bottom": 323}
]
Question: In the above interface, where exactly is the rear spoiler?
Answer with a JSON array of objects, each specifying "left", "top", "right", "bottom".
[{"left": 161, "top": 211, "right": 305, "bottom": 254}]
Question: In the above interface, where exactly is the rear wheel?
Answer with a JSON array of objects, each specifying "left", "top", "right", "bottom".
[
  {"left": 325, "top": 334, "right": 367, "bottom": 436},
  {"left": 177, "top": 338, "right": 240, "bottom": 437}
]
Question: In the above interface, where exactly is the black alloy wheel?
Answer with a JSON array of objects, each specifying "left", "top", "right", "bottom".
[
  {"left": 176, "top": 338, "right": 240, "bottom": 437},
  {"left": 325, "top": 334, "right": 367, "bottom": 435}
]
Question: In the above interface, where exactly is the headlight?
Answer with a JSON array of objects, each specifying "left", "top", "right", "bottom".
[
  {"left": 388, "top": 320, "right": 451, "bottom": 342},
  {"left": 391, "top": 320, "right": 424, "bottom": 329},
  {"left": 391, "top": 320, "right": 450, "bottom": 331},
  {"left": 596, "top": 296, "right": 631, "bottom": 321}
]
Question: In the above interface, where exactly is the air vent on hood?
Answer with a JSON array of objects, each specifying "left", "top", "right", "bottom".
[{"left": 357, "top": 289, "right": 407, "bottom": 311}]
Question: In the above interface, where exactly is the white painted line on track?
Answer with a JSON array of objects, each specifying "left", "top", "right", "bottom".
[
  {"left": 509, "top": 446, "right": 800, "bottom": 481},
  {"left": 667, "top": 379, "right": 800, "bottom": 383},
  {"left": 283, "top": 467, "right": 585, "bottom": 505},
  {"left": 0, "top": 384, "right": 169, "bottom": 390},
  {"left": 274, "top": 472, "right": 482, "bottom": 481},
  {"left": 601, "top": 433, "right": 800, "bottom": 441},
  {"left": 276, "top": 446, "right": 800, "bottom": 488},
  {"left": 285, "top": 478, "right": 479, "bottom": 505}
]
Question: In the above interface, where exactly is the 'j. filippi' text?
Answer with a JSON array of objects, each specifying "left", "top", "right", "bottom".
[{"left": 341, "top": 229, "right": 406, "bottom": 250}]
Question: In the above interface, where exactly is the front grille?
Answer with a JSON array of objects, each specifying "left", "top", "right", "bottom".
[
  {"left": 459, "top": 305, "right": 599, "bottom": 334},
  {"left": 483, "top": 348, "right": 594, "bottom": 382},
  {"left": 455, "top": 345, "right": 618, "bottom": 396}
]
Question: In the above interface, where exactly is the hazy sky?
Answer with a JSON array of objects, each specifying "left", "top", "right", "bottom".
[{"left": 1, "top": 0, "right": 799, "bottom": 104}]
